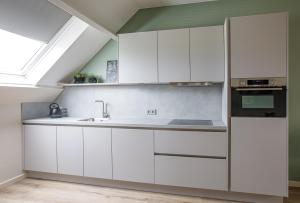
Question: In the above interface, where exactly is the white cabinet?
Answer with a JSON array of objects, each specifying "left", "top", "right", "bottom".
[
  {"left": 112, "top": 128, "right": 154, "bottom": 183},
  {"left": 24, "top": 125, "right": 57, "bottom": 173},
  {"left": 158, "top": 29, "right": 190, "bottom": 82},
  {"left": 154, "top": 130, "right": 227, "bottom": 157},
  {"left": 155, "top": 155, "right": 227, "bottom": 190},
  {"left": 119, "top": 31, "right": 158, "bottom": 83},
  {"left": 230, "top": 12, "right": 288, "bottom": 78},
  {"left": 83, "top": 127, "right": 112, "bottom": 179},
  {"left": 231, "top": 117, "right": 288, "bottom": 196},
  {"left": 190, "top": 26, "right": 225, "bottom": 82},
  {"left": 57, "top": 126, "right": 83, "bottom": 176}
]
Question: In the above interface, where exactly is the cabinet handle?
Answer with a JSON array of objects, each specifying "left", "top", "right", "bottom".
[{"left": 154, "top": 153, "right": 226, "bottom": 159}]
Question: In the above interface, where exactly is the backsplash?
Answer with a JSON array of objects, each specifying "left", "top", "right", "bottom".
[
  {"left": 21, "top": 102, "right": 51, "bottom": 120},
  {"left": 55, "top": 85, "right": 222, "bottom": 120}
]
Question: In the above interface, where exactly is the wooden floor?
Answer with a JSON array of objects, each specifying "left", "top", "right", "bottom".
[{"left": 0, "top": 178, "right": 298, "bottom": 203}]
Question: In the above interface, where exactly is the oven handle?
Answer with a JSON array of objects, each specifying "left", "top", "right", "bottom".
[{"left": 235, "top": 87, "right": 283, "bottom": 91}]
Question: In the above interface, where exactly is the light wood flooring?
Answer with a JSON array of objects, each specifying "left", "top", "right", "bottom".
[{"left": 0, "top": 178, "right": 298, "bottom": 203}]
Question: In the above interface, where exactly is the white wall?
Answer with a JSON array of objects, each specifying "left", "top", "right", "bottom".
[
  {"left": 0, "top": 103, "right": 23, "bottom": 184},
  {"left": 0, "top": 86, "right": 62, "bottom": 185}
]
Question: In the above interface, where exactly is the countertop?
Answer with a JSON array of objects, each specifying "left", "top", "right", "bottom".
[{"left": 22, "top": 117, "right": 227, "bottom": 131}]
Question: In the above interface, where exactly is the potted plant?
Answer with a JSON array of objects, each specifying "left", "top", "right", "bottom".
[
  {"left": 87, "top": 74, "right": 104, "bottom": 83},
  {"left": 73, "top": 72, "right": 87, "bottom": 83}
]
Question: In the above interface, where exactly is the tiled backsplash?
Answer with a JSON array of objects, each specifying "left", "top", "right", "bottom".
[{"left": 55, "top": 85, "right": 222, "bottom": 120}]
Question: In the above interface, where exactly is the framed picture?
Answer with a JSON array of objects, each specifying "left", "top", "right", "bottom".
[{"left": 106, "top": 60, "right": 118, "bottom": 83}]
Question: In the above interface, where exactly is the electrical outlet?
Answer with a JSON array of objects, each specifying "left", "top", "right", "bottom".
[{"left": 146, "top": 109, "right": 158, "bottom": 116}]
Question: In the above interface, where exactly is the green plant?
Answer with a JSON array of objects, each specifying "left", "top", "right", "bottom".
[
  {"left": 73, "top": 72, "right": 87, "bottom": 83},
  {"left": 87, "top": 74, "right": 104, "bottom": 83}
]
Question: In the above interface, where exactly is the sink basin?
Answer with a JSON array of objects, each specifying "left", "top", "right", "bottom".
[
  {"left": 78, "top": 117, "right": 110, "bottom": 122},
  {"left": 168, "top": 119, "right": 213, "bottom": 126}
]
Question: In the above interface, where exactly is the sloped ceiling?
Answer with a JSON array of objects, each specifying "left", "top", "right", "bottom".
[
  {"left": 37, "top": 25, "right": 109, "bottom": 86},
  {"left": 0, "top": 85, "right": 62, "bottom": 104},
  {"left": 39, "top": 0, "right": 218, "bottom": 86},
  {"left": 49, "top": 0, "right": 217, "bottom": 37}
]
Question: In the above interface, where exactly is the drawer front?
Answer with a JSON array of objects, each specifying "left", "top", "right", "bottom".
[
  {"left": 155, "top": 155, "right": 227, "bottom": 190},
  {"left": 154, "top": 130, "right": 227, "bottom": 157}
]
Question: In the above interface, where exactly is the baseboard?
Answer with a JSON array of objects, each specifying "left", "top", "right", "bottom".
[
  {"left": 289, "top": 181, "right": 300, "bottom": 187},
  {"left": 0, "top": 173, "right": 26, "bottom": 189},
  {"left": 27, "top": 171, "right": 283, "bottom": 203}
]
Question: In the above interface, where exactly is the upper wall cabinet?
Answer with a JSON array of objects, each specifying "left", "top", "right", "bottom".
[
  {"left": 190, "top": 26, "right": 225, "bottom": 82},
  {"left": 119, "top": 31, "right": 158, "bottom": 83},
  {"left": 230, "top": 12, "right": 288, "bottom": 78},
  {"left": 158, "top": 29, "right": 190, "bottom": 82}
]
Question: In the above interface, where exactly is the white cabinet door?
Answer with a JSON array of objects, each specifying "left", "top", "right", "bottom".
[
  {"left": 83, "top": 127, "right": 112, "bottom": 179},
  {"left": 154, "top": 130, "right": 227, "bottom": 157},
  {"left": 158, "top": 29, "right": 190, "bottom": 82},
  {"left": 230, "top": 12, "right": 288, "bottom": 78},
  {"left": 57, "top": 126, "right": 83, "bottom": 176},
  {"left": 24, "top": 125, "right": 57, "bottom": 173},
  {"left": 231, "top": 117, "right": 288, "bottom": 196},
  {"left": 190, "top": 26, "right": 225, "bottom": 82},
  {"left": 112, "top": 128, "right": 154, "bottom": 183},
  {"left": 119, "top": 31, "right": 158, "bottom": 83},
  {"left": 155, "top": 155, "right": 227, "bottom": 190}
]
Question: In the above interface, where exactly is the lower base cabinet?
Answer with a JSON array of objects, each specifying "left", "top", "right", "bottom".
[
  {"left": 83, "top": 127, "right": 112, "bottom": 179},
  {"left": 24, "top": 125, "right": 57, "bottom": 173},
  {"left": 155, "top": 155, "right": 227, "bottom": 191},
  {"left": 112, "top": 128, "right": 154, "bottom": 183},
  {"left": 24, "top": 124, "right": 229, "bottom": 192},
  {"left": 57, "top": 126, "right": 83, "bottom": 176}
]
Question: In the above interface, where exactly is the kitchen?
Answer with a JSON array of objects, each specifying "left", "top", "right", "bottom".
[{"left": 0, "top": 0, "right": 298, "bottom": 203}]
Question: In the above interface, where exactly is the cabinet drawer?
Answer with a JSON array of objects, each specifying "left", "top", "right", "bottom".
[
  {"left": 154, "top": 130, "right": 227, "bottom": 157},
  {"left": 155, "top": 155, "right": 227, "bottom": 190}
]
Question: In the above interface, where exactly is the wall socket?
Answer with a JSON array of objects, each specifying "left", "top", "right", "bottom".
[{"left": 146, "top": 109, "right": 158, "bottom": 116}]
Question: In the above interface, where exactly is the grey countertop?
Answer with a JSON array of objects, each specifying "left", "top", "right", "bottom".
[{"left": 22, "top": 117, "right": 227, "bottom": 131}]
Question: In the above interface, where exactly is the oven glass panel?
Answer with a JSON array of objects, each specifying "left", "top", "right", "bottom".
[{"left": 242, "top": 95, "right": 274, "bottom": 109}]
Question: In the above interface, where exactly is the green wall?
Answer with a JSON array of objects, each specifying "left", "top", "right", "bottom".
[{"left": 81, "top": 0, "right": 300, "bottom": 181}]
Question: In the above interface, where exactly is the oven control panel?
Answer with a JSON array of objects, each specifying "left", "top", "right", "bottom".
[{"left": 232, "top": 78, "right": 287, "bottom": 87}]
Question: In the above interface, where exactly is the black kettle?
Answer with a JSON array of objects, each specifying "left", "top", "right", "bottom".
[{"left": 49, "top": 103, "right": 62, "bottom": 118}]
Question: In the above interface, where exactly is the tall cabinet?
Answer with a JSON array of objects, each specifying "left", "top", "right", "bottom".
[{"left": 230, "top": 12, "right": 288, "bottom": 197}]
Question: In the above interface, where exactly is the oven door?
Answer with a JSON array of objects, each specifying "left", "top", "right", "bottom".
[{"left": 231, "top": 87, "right": 286, "bottom": 117}]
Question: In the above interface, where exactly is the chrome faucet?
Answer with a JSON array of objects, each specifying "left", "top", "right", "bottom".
[{"left": 95, "top": 100, "right": 110, "bottom": 118}]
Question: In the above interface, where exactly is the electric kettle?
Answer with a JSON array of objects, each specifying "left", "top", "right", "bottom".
[{"left": 49, "top": 103, "right": 62, "bottom": 118}]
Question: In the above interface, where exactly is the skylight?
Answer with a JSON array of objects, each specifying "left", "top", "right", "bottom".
[{"left": 0, "top": 28, "right": 46, "bottom": 75}]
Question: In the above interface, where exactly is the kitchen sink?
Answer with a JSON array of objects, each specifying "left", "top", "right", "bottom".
[
  {"left": 168, "top": 119, "right": 213, "bottom": 126},
  {"left": 78, "top": 117, "right": 110, "bottom": 122}
]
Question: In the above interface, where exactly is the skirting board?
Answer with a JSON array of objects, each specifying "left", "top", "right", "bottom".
[
  {"left": 27, "top": 171, "right": 283, "bottom": 203},
  {"left": 0, "top": 173, "right": 26, "bottom": 189},
  {"left": 289, "top": 181, "right": 300, "bottom": 187}
]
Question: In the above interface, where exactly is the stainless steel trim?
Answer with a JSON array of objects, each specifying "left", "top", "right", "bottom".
[
  {"left": 235, "top": 87, "right": 283, "bottom": 91},
  {"left": 154, "top": 153, "right": 226, "bottom": 159},
  {"left": 231, "top": 77, "right": 287, "bottom": 87}
]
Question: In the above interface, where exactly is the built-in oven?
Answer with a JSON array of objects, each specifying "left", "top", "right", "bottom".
[{"left": 231, "top": 78, "right": 287, "bottom": 117}]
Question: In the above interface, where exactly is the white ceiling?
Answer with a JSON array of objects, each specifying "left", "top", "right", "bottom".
[{"left": 133, "top": 0, "right": 218, "bottom": 9}]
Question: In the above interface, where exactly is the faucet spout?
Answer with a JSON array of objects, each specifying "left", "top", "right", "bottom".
[{"left": 95, "top": 100, "right": 110, "bottom": 118}]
